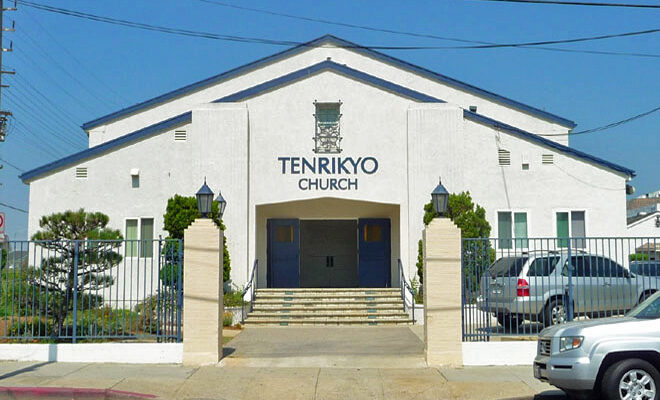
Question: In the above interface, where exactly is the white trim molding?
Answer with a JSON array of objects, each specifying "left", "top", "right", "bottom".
[{"left": 0, "top": 343, "right": 183, "bottom": 364}]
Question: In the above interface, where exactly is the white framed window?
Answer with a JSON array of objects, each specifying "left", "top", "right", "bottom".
[
  {"left": 125, "top": 217, "right": 154, "bottom": 258},
  {"left": 497, "top": 211, "right": 528, "bottom": 249},
  {"left": 556, "top": 210, "right": 586, "bottom": 249}
]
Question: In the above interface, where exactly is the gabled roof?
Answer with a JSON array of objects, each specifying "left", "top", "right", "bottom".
[
  {"left": 214, "top": 60, "right": 444, "bottom": 103},
  {"left": 20, "top": 113, "right": 191, "bottom": 182},
  {"left": 81, "top": 34, "right": 576, "bottom": 131},
  {"left": 22, "top": 60, "right": 630, "bottom": 184},
  {"left": 464, "top": 111, "right": 634, "bottom": 177},
  {"left": 627, "top": 211, "right": 660, "bottom": 227}
]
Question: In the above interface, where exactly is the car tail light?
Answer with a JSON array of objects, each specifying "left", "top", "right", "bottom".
[{"left": 517, "top": 278, "right": 530, "bottom": 297}]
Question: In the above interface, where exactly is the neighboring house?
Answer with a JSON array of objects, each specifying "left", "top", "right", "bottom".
[
  {"left": 19, "top": 35, "right": 634, "bottom": 288},
  {"left": 627, "top": 193, "right": 660, "bottom": 260}
]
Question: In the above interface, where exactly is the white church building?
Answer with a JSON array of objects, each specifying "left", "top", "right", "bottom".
[{"left": 20, "top": 35, "right": 634, "bottom": 289}]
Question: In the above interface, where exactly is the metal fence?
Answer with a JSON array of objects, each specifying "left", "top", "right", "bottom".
[
  {"left": 0, "top": 238, "right": 183, "bottom": 342},
  {"left": 462, "top": 236, "right": 660, "bottom": 341}
]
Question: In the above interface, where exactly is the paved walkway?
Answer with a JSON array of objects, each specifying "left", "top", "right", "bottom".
[
  {"left": 0, "top": 361, "right": 566, "bottom": 399},
  {"left": 0, "top": 327, "right": 567, "bottom": 399},
  {"left": 222, "top": 326, "right": 425, "bottom": 368}
]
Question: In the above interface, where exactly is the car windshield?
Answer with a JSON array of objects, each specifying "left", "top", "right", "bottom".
[
  {"left": 489, "top": 257, "right": 528, "bottom": 278},
  {"left": 628, "top": 292, "right": 660, "bottom": 319}
]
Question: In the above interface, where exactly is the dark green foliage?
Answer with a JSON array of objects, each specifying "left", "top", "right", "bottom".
[
  {"left": 1, "top": 248, "right": 6, "bottom": 270},
  {"left": 416, "top": 240, "right": 424, "bottom": 285},
  {"left": 29, "top": 209, "right": 123, "bottom": 336},
  {"left": 162, "top": 195, "right": 231, "bottom": 282},
  {"left": 134, "top": 293, "right": 177, "bottom": 335},
  {"left": 416, "top": 192, "right": 492, "bottom": 283},
  {"left": 446, "top": 192, "right": 491, "bottom": 239},
  {"left": 224, "top": 290, "right": 244, "bottom": 307},
  {"left": 630, "top": 253, "right": 650, "bottom": 261},
  {"left": 9, "top": 317, "right": 52, "bottom": 338}
]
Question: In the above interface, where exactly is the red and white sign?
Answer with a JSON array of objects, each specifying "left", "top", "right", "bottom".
[{"left": 0, "top": 212, "right": 4, "bottom": 234}]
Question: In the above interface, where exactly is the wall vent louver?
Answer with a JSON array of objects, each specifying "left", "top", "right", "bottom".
[
  {"left": 542, "top": 154, "right": 554, "bottom": 165},
  {"left": 174, "top": 130, "right": 187, "bottom": 141},
  {"left": 75, "top": 167, "right": 88, "bottom": 179},
  {"left": 498, "top": 149, "right": 511, "bottom": 166}
]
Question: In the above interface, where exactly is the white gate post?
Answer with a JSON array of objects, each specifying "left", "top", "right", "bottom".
[
  {"left": 423, "top": 217, "right": 463, "bottom": 367},
  {"left": 182, "top": 218, "right": 224, "bottom": 365}
]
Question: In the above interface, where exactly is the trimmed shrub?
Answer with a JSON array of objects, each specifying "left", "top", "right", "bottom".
[{"left": 222, "top": 311, "right": 234, "bottom": 327}]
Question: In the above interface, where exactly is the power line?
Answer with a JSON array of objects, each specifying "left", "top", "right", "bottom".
[
  {"left": 14, "top": 28, "right": 117, "bottom": 110},
  {"left": 0, "top": 156, "right": 24, "bottom": 172},
  {"left": 16, "top": 0, "right": 660, "bottom": 52},
  {"left": 467, "top": 0, "right": 660, "bottom": 8},
  {"left": 194, "top": 0, "right": 660, "bottom": 57},
  {"left": 0, "top": 201, "right": 28, "bottom": 213},
  {"left": 539, "top": 105, "right": 660, "bottom": 136},
  {"left": 22, "top": 7, "right": 131, "bottom": 106}
]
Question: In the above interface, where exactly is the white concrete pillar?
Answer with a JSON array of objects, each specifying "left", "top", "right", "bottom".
[
  {"left": 183, "top": 218, "right": 224, "bottom": 365},
  {"left": 423, "top": 217, "right": 463, "bottom": 367}
]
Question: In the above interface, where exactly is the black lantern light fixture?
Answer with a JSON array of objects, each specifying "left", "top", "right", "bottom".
[
  {"left": 215, "top": 191, "right": 227, "bottom": 219},
  {"left": 431, "top": 178, "right": 449, "bottom": 217},
  {"left": 196, "top": 178, "right": 214, "bottom": 218}
]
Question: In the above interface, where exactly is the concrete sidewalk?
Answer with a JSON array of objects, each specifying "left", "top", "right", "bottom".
[{"left": 0, "top": 361, "right": 566, "bottom": 400}]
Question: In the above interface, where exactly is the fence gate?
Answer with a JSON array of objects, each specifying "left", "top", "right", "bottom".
[
  {"left": 0, "top": 238, "right": 183, "bottom": 343},
  {"left": 461, "top": 236, "right": 660, "bottom": 341}
]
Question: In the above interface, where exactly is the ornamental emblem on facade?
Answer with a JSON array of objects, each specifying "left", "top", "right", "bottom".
[{"left": 313, "top": 100, "right": 342, "bottom": 154}]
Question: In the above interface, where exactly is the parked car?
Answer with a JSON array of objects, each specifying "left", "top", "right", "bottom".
[
  {"left": 533, "top": 291, "right": 660, "bottom": 400},
  {"left": 478, "top": 251, "right": 659, "bottom": 329},
  {"left": 631, "top": 261, "right": 660, "bottom": 278}
]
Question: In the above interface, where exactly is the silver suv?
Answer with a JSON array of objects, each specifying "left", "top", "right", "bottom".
[
  {"left": 534, "top": 291, "right": 660, "bottom": 400},
  {"left": 478, "top": 251, "right": 659, "bottom": 329}
]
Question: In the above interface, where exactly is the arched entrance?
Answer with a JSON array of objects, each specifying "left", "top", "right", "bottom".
[{"left": 255, "top": 198, "right": 400, "bottom": 288}]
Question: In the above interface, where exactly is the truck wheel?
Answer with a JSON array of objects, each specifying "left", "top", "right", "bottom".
[
  {"left": 543, "top": 298, "right": 567, "bottom": 327},
  {"left": 601, "top": 358, "right": 659, "bottom": 400},
  {"left": 496, "top": 313, "right": 521, "bottom": 331}
]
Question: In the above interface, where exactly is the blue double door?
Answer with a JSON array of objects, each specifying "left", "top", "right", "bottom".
[{"left": 267, "top": 218, "right": 390, "bottom": 288}]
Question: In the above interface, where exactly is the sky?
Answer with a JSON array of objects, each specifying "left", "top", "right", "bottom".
[{"left": 0, "top": 0, "right": 658, "bottom": 241}]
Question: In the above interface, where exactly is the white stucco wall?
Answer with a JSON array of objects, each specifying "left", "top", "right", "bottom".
[{"left": 25, "top": 56, "right": 628, "bottom": 288}]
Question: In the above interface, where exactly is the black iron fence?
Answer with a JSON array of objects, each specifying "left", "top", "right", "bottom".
[
  {"left": 462, "top": 237, "right": 660, "bottom": 341},
  {"left": 0, "top": 238, "right": 183, "bottom": 342}
]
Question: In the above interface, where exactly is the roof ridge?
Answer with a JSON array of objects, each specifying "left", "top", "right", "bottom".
[{"left": 81, "top": 34, "right": 576, "bottom": 131}]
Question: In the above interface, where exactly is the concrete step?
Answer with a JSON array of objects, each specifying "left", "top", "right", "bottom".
[
  {"left": 255, "top": 293, "right": 401, "bottom": 301},
  {"left": 254, "top": 299, "right": 402, "bottom": 306},
  {"left": 253, "top": 303, "right": 404, "bottom": 311},
  {"left": 257, "top": 288, "right": 400, "bottom": 293},
  {"left": 246, "top": 288, "right": 411, "bottom": 326},
  {"left": 248, "top": 310, "right": 409, "bottom": 318},
  {"left": 244, "top": 317, "right": 412, "bottom": 326}
]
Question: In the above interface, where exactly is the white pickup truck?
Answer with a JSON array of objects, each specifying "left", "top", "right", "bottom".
[{"left": 534, "top": 292, "right": 660, "bottom": 400}]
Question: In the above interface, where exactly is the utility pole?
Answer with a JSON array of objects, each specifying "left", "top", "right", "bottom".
[{"left": 0, "top": 0, "right": 16, "bottom": 143}]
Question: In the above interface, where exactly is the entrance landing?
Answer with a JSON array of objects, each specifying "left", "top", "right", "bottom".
[{"left": 222, "top": 326, "right": 425, "bottom": 368}]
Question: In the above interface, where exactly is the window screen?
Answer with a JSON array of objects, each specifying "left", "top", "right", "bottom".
[
  {"left": 364, "top": 225, "right": 382, "bottom": 242},
  {"left": 556, "top": 212, "right": 570, "bottom": 248},
  {"left": 514, "top": 212, "right": 528, "bottom": 248},
  {"left": 140, "top": 218, "right": 154, "bottom": 258},
  {"left": 498, "top": 212, "right": 513, "bottom": 249},
  {"left": 315, "top": 103, "right": 340, "bottom": 124},
  {"left": 571, "top": 211, "right": 586, "bottom": 249},
  {"left": 125, "top": 219, "right": 138, "bottom": 257}
]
